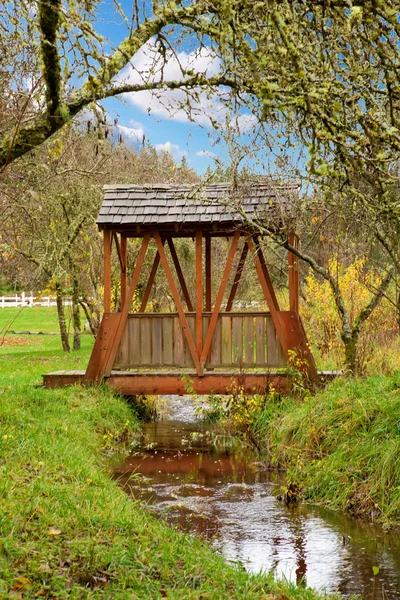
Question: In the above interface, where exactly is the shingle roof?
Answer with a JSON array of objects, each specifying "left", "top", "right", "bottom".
[{"left": 96, "top": 182, "right": 299, "bottom": 230}]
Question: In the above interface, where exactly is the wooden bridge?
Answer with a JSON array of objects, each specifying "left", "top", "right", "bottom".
[{"left": 44, "top": 182, "right": 322, "bottom": 395}]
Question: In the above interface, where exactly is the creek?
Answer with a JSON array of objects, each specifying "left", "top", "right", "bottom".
[{"left": 114, "top": 396, "right": 400, "bottom": 599}]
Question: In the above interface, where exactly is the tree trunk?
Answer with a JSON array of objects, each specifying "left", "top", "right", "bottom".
[
  {"left": 55, "top": 281, "right": 70, "bottom": 352},
  {"left": 72, "top": 276, "right": 81, "bottom": 350},
  {"left": 342, "top": 331, "right": 358, "bottom": 375}
]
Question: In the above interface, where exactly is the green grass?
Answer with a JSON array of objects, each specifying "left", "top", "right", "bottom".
[
  {"left": 251, "top": 375, "right": 400, "bottom": 526},
  {"left": 0, "top": 306, "right": 68, "bottom": 334},
  {"left": 0, "top": 332, "right": 339, "bottom": 598}
]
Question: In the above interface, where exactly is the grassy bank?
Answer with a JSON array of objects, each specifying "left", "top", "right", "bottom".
[
  {"left": 0, "top": 336, "right": 338, "bottom": 598},
  {"left": 250, "top": 375, "right": 400, "bottom": 527}
]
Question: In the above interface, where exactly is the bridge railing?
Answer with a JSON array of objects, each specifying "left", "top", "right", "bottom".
[{"left": 114, "top": 311, "right": 285, "bottom": 370}]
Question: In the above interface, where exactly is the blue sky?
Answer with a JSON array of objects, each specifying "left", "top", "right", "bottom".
[{"left": 92, "top": 4, "right": 260, "bottom": 174}]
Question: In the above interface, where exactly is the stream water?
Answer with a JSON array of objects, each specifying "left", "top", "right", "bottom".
[{"left": 114, "top": 396, "right": 400, "bottom": 599}]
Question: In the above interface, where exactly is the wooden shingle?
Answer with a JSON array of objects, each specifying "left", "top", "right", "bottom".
[{"left": 97, "top": 182, "right": 299, "bottom": 232}]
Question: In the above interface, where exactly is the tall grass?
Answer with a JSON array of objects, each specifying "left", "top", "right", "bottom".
[{"left": 253, "top": 374, "right": 400, "bottom": 526}]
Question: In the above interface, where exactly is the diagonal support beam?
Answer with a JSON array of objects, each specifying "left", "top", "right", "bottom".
[
  {"left": 200, "top": 231, "right": 240, "bottom": 368},
  {"left": 104, "top": 233, "right": 151, "bottom": 377},
  {"left": 154, "top": 232, "right": 201, "bottom": 375},
  {"left": 139, "top": 239, "right": 165, "bottom": 312},
  {"left": 120, "top": 235, "right": 127, "bottom": 310},
  {"left": 167, "top": 238, "right": 194, "bottom": 312},
  {"left": 247, "top": 236, "right": 290, "bottom": 356},
  {"left": 226, "top": 241, "right": 249, "bottom": 311}
]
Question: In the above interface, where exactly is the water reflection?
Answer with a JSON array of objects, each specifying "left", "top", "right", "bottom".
[{"left": 114, "top": 396, "right": 400, "bottom": 598}]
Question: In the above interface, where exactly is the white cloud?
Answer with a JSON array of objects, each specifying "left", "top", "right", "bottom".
[
  {"left": 154, "top": 141, "right": 187, "bottom": 160},
  {"left": 115, "top": 41, "right": 229, "bottom": 127},
  {"left": 117, "top": 124, "right": 145, "bottom": 143},
  {"left": 229, "top": 113, "right": 258, "bottom": 135},
  {"left": 196, "top": 149, "right": 216, "bottom": 158}
]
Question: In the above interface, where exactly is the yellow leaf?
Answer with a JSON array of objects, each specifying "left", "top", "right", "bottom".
[{"left": 48, "top": 528, "right": 62, "bottom": 536}]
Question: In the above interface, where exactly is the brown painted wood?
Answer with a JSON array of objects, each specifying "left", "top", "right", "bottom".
[
  {"left": 279, "top": 311, "right": 319, "bottom": 380},
  {"left": 107, "top": 373, "right": 289, "bottom": 395},
  {"left": 226, "top": 242, "right": 248, "bottom": 311},
  {"left": 251, "top": 237, "right": 280, "bottom": 311},
  {"left": 200, "top": 231, "right": 240, "bottom": 368},
  {"left": 288, "top": 231, "right": 300, "bottom": 314},
  {"left": 140, "top": 240, "right": 165, "bottom": 312},
  {"left": 84, "top": 313, "right": 121, "bottom": 384},
  {"left": 113, "top": 232, "right": 123, "bottom": 269},
  {"left": 247, "top": 237, "right": 290, "bottom": 358},
  {"left": 103, "top": 233, "right": 151, "bottom": 378},
  {"left": 196, "top": 231, "right": 203, "bottom": 358},
  {"left": 103, "top": 231, "right": 112, "bottom": 313},
  {"left": 120, "top": 235, "right": 127, "bottom": 310},
  {"left": 167, "top": 238, "right": 194, "bottom": 312},
  {"left": 154, "top": 232, "right": 201, "bottom": 374},
  {"left": 205, "top": 235, "right": 212, "bottom": 311}
]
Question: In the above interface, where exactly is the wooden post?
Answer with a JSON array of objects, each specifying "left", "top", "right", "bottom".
[
  {"left": 196, "top": 231, "right": 203, "bottom": 357},
  {"left": 205, "top": 235, "right": 211, "bottom": 311},
  {"left": 104, "top": 230, "right": 112, "bottom": 313},
  {"left": 120, "top": 235, "right": 127, "bottom": 310},
  {"left": 288, "top": 231, "right": 299, "bottom": 314}
]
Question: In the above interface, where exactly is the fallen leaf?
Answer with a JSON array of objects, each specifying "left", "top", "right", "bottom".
[
  {"left": 15, "top": 577, "right": 31, "bottom": 586},
  {"left": 48, "top": 528, "right": 62, "bottom": 536}
]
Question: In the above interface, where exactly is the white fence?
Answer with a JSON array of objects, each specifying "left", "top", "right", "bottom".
[{"left": 0, "top": 293, "right": 72, "bottom": 308}]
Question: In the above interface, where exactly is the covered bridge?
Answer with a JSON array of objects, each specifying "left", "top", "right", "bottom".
[{"left": 44, "top": 181, "right": 320, "bottom": 394}]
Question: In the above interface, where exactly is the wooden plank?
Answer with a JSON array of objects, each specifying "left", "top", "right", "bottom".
[
  {"left": 226, "top": 242, "right": 248, "bottom": 311},
  {"left": 151, "top": 317, "right": 162, "bottom": 365},
  {"left": 141, "top": 317, "right": 152, "bottom": 365},
  {"left": 200, "top": 231, "right": 240, "bottom": 368},
  {"left": 266, "top": 315, "right": 278, "bottom": 366},
  {"left": 129, "top": 317, "right": 141, "bottom": 366},
  {"left": 205, "top": 235, "right": 212, "bottom": 311},
  {"left": 255, "top": 315, "right": 266, "bottom": 365},
  {"left": 244, "top": 315, "right": 254, "bottom": 365},
  {"left": 173, "top": 315, "right": 185, "bottom": 365},
  {"left": 221, "top": 315, "right": 232, "bottom": 366},
  {"left": 184, "top": 315, "right": 196, "bottom": 366},
  {"left": 288, "top": 231, "right": 300, "bottom": 314},
  {"left": 210, "top": 316, "right": 221, "bottom": 366},
  {"left": 140, "top": 242, "right": 164, "bottom": 312},
  {"left": 120, "top": 235, "right": 127, "bottom": 310},
  {"left": 103, "top": 233, "right": 151, "bottom": 378},
  {"left": 196, "top": 231, "right": 203, "bottom": 357},
  {"left": 279, "top": 311, "right": 319, "bottom": 379},
  {"left": 155, "top": 232, "right": 202, "bottom": 374},
  {"left": 115, "top": 323, "right": 129, "bottom": 368},
  {"left": 84, "top": 313, "right": 121, "bottom": 383},
  {"left": 162, "top": 316, "right": 174, "bottom": 366},
  {"left": 167, "top": 238, "right": 194, "bottom": 312},
  {"left": 103, "top": 231, "right": 112, "bottom": 313},
  {"left": 232, "top": 316, "right": 243, "bottom": 366}
]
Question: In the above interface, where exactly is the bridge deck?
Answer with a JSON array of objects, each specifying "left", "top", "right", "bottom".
[{"left": 42, "top": 369, "right": 339, "bottom": 395}]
